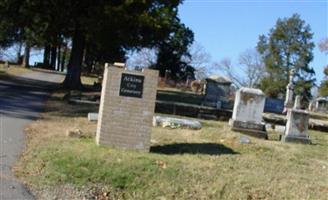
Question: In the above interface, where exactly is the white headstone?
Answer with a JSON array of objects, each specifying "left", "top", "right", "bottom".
[
  {"left": 230, "top": 87, "right": 267, "bottom": 139},
  {"left": 232, "top": 88, "right": 265, "bottom": 123}
]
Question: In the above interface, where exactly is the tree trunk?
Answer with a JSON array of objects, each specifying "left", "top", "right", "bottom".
[
  {"left": 16, "top": 42, "right": 22, "bottom": 64},
  {"left": 84, "top": 46, "right": 93, "bottom": 73},
  {"left": 63, "top": 27, "right": 85, "bottom": 89},
  {"left": 60, "top": 46, "right": 67, "bottom": 72},
  {"left": 57, "top": 44, "right": 61, "bottom": 71},
  {"left": 43, "top": 45, "right": 51, "bottom": 68},
  {"left": 50, "top": 46, "right": 57, "bottom": 70},
  {"left": 22, "top": 44, "right": 30, "bottom": 68}
]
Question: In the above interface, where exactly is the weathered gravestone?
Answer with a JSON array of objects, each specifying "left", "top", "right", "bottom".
[
  {"left": 282, "top": 108, "right": 311, "bottom": 144},
  {"left": 202, "top": 75, "right": 232, "bottom": 109},
  {"left": 96, "top": 63, "right": 158, "bottom": 151},
  {"left": 229, "top": 87, "right": 268, "bottom": 139},
  {"left": 281, "top": 70, "right": 311, "bottom": 144},
  {"left": 264, "top": 97, "right": 284, "bottom": 114}
]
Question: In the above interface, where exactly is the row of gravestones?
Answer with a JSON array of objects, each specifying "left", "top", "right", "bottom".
[
  {"left": 229, "top": 87, "right": 311, "bottom": 144},
  {"left": 96, "top": 64, "right": 310, "bottom": 152}
]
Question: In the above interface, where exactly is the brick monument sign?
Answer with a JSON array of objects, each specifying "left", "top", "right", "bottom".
[{"left": 96, "top": 64, "right": 158, "bottom": 151}]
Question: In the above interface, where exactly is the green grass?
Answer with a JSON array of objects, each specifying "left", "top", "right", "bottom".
[
  {"left": 19, "top": 129, "right": 328, "bottom": 199},
  {"left": 16, "top": 91, "right": 328, "bottom": 199}
]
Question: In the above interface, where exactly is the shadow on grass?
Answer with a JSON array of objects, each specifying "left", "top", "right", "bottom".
[
  {"left": 150, "top": 143, "right": 238, "bottom": 155},
  {"left": 0, "top": 74, "right": 61, "bottom": 120}
]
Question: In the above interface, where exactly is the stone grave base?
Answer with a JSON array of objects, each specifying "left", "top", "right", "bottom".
[
  {"left": 229, "top": 119, "right": 268, "bottom": 139},
  {"left": 281, "top": 135, "right": 311, "bottom": 144}
]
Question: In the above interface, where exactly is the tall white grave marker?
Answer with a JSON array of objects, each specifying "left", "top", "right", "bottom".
[
  {"left": 229, "top": 87, "right": 268, "bottom": 139},
  {"left": 282, "top": 70, "right": 311, "bottom": 144}
]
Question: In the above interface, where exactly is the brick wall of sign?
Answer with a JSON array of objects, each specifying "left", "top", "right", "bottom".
[{"left": 96, "top": 65, "right": 158, "bottom": 151}]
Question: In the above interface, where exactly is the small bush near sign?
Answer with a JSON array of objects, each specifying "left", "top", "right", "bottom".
[{"left": 119, "top": 73, "right": 144, "bottom": 98}]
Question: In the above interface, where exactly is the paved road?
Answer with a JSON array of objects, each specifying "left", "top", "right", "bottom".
[{"left": 0, "top": 71, "right": 63, "bottom": 200}]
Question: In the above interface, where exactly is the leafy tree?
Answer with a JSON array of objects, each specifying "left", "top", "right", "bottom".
[
  {"left": 0, "top": 0, "right": 41, "bottom": 67},
  {"left": 257, "top": 14, "right": 315, "bottom": 100},
  {"left": 0, "top": 0, "right": 22, "bottom": 52},
  {"left": 0, "top": 20, "right": 17, "bottom": 49},
  {"left": 1, "top": 0, "right": 188, "bottom": 89},
  {"left": 152, "top": 22, "right": 194, "bottom": 80},
  {"left": 59, "top": 0, "right": 187, "bottom": 89},
  {"left": 0, "top": 3, "right": 14, "bottom": 43}
]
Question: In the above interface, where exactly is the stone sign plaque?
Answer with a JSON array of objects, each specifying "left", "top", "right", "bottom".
[{"left": 119, "top": 73, "right": 144, "bottom": 98}]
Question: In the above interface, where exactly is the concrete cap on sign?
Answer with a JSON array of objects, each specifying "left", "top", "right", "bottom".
[{"left": 113, "top": 62, "right": 125, "bottom": 68}]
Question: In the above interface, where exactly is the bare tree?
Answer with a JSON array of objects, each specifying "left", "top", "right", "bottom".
[
  {"left": 318, "top": 38, "right": 328, "bottom": 97},
  {"left": 126, "top": 48, "right": 157, "bottom": 69},
  {"left": 318, "top": 38, "right": 328, "bottom": 77},
  {"left": 214, "top": 58, "right": 245, "bottom": 88},
  {"left": 239, "top": 49, "right": 265, "bottom": 88},
  {"left": 215, "top": 49, "right": 265, "bottom": 88},
  {"left": 0, "top": 47, "right": 16, "bottom": 62},
  {"left": 0, "top": 43, "right": 25, "bottom": 63},
  {"left": 319, "top": 38, "right": 328, "bottom": 53},
  {"left": 184, "top": 42, "right": 211, "bottom": 68},
  {"left": 183, "top": 42, "right": 211, "bottom": 79},
  {"left": 127, "top": 43, "right": 211, "bottom": 80}
]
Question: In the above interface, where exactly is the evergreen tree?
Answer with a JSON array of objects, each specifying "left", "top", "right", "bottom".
[
  {"left": 0, "top": 0, "right": 190, "bottom": 89},
  {"left": 153, "top": 22, "right": 194, "bottom": 80},
  {"left": 257, "top": 14, "right": 315, "bottom": 100},
  {"left": 0, "top": 0, "right": 22, "bottom": 49}
]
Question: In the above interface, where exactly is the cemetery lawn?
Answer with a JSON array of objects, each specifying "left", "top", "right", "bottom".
[
  {"left": 0, "top": 64, "right": 31, "bottom": 76},
  {"left": 15, "top": 91, "right": 328, "bottom": 200}
]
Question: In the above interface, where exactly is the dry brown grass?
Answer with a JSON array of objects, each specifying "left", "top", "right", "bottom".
[
  {"left": 80, "top": 75, "right": 99, "bottom": 86},
  {"left": 0, "top": 64, "right": 32, "bottom": 76}
]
